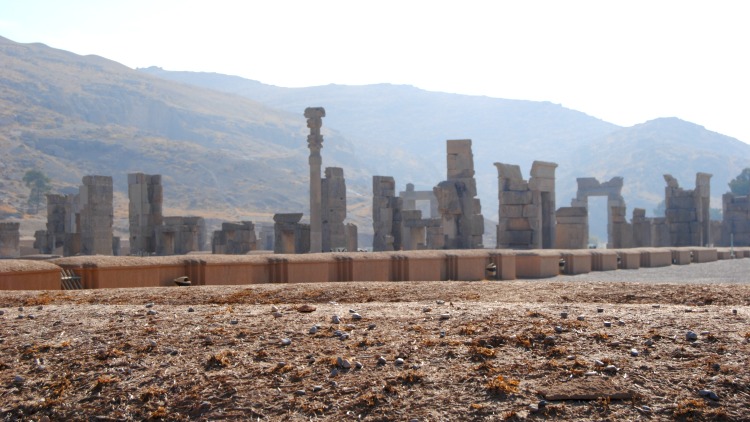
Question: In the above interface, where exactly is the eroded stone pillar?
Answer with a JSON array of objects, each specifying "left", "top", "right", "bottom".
[
  {"left": 80, "top": 175, "right": 113, "bottom": 255},
  {"left": 0, "top": 222, "right": 20, "bottom": 258},
  {"left": 212, "top": 221, "right": 257, "bottom": 254},
  {"left": 274, "top": 213, "right": 309, "bottom": 254},
  {"left": 128, "top": 173, "right": 163, "bottom": 255},
  {"left": 305, "top": 107, "right": 325, "bottom": 253},
  {"left": 322, "top": 167, "right": 346, "bottom": 251},
  {"left": 372, "top": 176, "right": 402, "bottom": 251},
  {"left": 664, "top": 173, "right": 712, "bottom": 246}
]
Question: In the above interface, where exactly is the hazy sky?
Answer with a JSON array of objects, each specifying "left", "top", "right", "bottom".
[{"left": 2, "top": 1, "right": 748, "bottom": 142}]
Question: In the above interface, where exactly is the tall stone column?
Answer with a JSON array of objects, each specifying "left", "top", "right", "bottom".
[{"left": 305, "top": 107, "right": 325, "bottom": 253}]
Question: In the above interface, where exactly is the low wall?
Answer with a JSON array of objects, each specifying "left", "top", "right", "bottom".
[
  {"left": 0, "top": 246, "right": 731, "bottom": 290},
  {"left": 0, "top": 260, "right": 61, "bottom": 290}
]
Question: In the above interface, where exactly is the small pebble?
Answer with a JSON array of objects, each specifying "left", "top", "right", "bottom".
[
  {"left": 597, "top": 308, "right": 604, "bottom": 313},
  {"left": 684, "top": 308, "right": 693, "bottom": 313},
  {"left": 355, "top": 361, "right": 363, "bottom": 370},
  {"left": 309, "top": 325, "right": 319, "bottom": 334},
  {"left": 577, "top": 315, "right": 585, "bottom": 321},
  {"left": 395, "top": 358, "right": 405, "bottom": 366},
  {"left": 331, "top": 315, "right": 341, "bottom": 324},
  {"left": 337, "top": 357, "right": 352, "bottom": 369},
  {"left": 584, "top": 371, "right": 598, "bottom": 376},
  {"left": 230, "top": 319, "right": 238, "bottom": 325},
  {"left": 187, "top": 307, "right": 195, "bottom": 313},
  {"left": 147, "top": 310, "right": 158, "bottom": 316},
  {"left": 603, "top": 321, "right": 612, "bottom": 327},
  {"left": 18, "top": 307, "right": 24, "bottom": 312},
  {"left": 439, "top": 331, "right": 446, "bottom": 338},
  {"left": 0, "top": 310, "right": 4, "bottom": 315},
  {"left": 528, "top": 404, "right": 539, "bottom": 413},
  {"left": 560, "top": 312, "right": 568, "bottom": 319},
  {"left": 652, "top": 305, "right": 660, "bottom": 309},
  {"left": 617, "top": 320, "right": 625, "bottom": 326},
  {"left": 271, "top": 306, "right": 279, "bottom": 312},
  {"left": 295, "top": 389, "right": 306, "bottom": 396},
  {"left": 566, "top": 355, "right": 575, "bottom": 360},
  {"left": 630, "top": 348, "right": 639, "bottom": 357},
  {"left": 17, "top": 315, "right": 24, "bottom": 319},
  {"left": 544, "top": 335, "right": 556, "bottom": 345},
  {"left": 368, "top": 324, "right": 376, "bottom": 330},
  {"left": 711, "top": 363, "right": 721, "bottom": 371},
  {"left": 312, "top": 385, "right": 323, "bottom": 392},
  {"left": 13, "top": 375, "right": 24, "bottom": 384},
  {"left": 700, "top": 331, "right": 710, "bottom": 336},
  {"left": 349, "top": 309, "right": 357, "bottom": 314},
  {"left": 351, "top": 313, "right": 362, "bottom": 320},
  {"left": 27, "top": 314, "right": 35, "bottom": 320},
  {"left": 554, "top": 326, "right": 563, "bottom": 333},
  {"left": 604, "top": 365, "right": 618, "bottom": 374},
  {"left": 339, "top": 333, "right": 350, "bottom": 340},
  {"left": 732, "top": 309, "right": 738, "bottom": 315},
  {"left": 330, "top": 368, "right": 339, "bottom": 377},
  {"left": 538, "top": 400, "right": 548, "bottom": 408},
  {"left": 145, "top": 303, "right": 154, "bottom": 308},
  {"left": 439, "top": 313, "right": 450, "bottom": 320},
  {"left": 594, "top": 360, "right": 605, "bottom": 367},
  {"left": 272, "top": 311, "right": 283, "bottom": 318},
  {"left": 698, "top": 389, "right": 719, "bottom": 400},
  {"left": 423, "top": 307, "right": 432, "bottom": 313},
  {"left": 686, "top": 331, "right": 698, "bottom": 341},
  {"left": 641, "top": 405, "right": 652, "bottom": 413},
  {"left": 377, "top": 356, "right": 387, "bottom": 365},
  {"left": 644, "top": 339, "right": 654, "bottom": 346},
  {"left": 36, "top": 305, "right": 43, "bottom": 311},
  {"left": 436, "top": 300, "right": 445, "bottom": 305},
  {"left": 281, "top": 338, "right": 292, "bottom": 346}
]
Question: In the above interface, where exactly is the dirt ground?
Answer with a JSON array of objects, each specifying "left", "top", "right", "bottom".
[{"left": 1, "top": 276, "right": 749, "bottom": 421}]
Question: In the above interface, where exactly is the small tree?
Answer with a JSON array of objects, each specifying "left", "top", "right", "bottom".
[
  {"left": 22, "top": 169, "right": 52, "bottom": 214},
  {"left": 728, "top": 168, "right": 750, "bottom": 196}
]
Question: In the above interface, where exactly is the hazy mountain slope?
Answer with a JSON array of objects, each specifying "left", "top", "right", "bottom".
[{"left": 0, "top": 36, "right": 373, "bottom": 236}]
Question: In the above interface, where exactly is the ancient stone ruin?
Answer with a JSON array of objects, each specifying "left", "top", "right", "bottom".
[
  {"left": 571, "top": 177, "right": 626, "bottom": 248},
  {"left": 400, "top": 183, "right": 438, "bottom": 218},
  {"left": 495, "top": 161, "right": 556, "bottom": 249},
  {"left": 555, "top": 207, "right": 588, "bottom": 249},
  {"left": 0, "top": 222, "right": 20, "bottom": 258},
  {"left": 434, "top": 140, "right": 484, "bottom": 249},
  {"left": 273, "top": 213, "right": 309, "bottom": 254},
  {"left": 155, "top": 216, "right": 205, "bottom": 255},
  {"left": 128, "top": 173, "right": 163, "bottom": 255},
  {"left": 80, "top": 175, "right": 114, "bottom": 255},
  {"left": 721, "top": 192, "right": 750, "bottom": 246},
  {"left": 664, "top": 173, "right": 712, "bottom": 246},
  {"left": 372, "top": 176, "right": 402, "bottom": 251},
  {"left": 212, "top": 221, "right": 257, "bottom": 254},
  {"left": 322, "top": 167, "right": 357, "bottom": 252},
  {"left": 305, "top": 107, "right": 326, "bottom": 253}
]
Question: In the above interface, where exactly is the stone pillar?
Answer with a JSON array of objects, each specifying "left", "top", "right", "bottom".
[
  {"left": 63, "top": 193, "right": 81, "bottom": 256},
  {"left": 305, "top": 107, "right": 325, "bottom": 253},
  {"left": 128, "top": 173, "right": 163, "bottom": 255},
  {"left": 721, "top": 193, "right": 750, "bottom": 246},
  {"left": 273, "top": 213, "right": 309, "bottom": 254},
  {"left": 345, "top": 223, "right": 358, "bottom": 252},
  {"left": 79, "top": 175, "right": 113, "bottom": 255},
  {"left": 212, "top": 221, "right": 257, "bottom": 254},
  {"left": 555, "top": 207, "right": 587, "bottom": 249},
  {"left": 322, "top": 167, "right": 347, "bottom": 251},
  {"left": 45, "top": 194, "right": 67, "bottom": 252},
  {"left": 664, "top": 173, "right": 712, "bottom": 247},
  {"left": 0, "top": 222, "right": 20, "bottom": 258},
  {"left": 372, "top": 176, "right": 402, "bottom": 251},
  {"left": 434, "top": 140, "right": 484, "bottom": 249}
]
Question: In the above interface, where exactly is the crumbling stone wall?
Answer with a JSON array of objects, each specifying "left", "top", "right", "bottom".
[
  {"left": 0, "top": 222, "right": 20, "bottom": 258},
  {"left": 80, "top": 176, "right": 114, "bottom": 255},
  {"left": 664, "top": 173, "right": 712, "bottom": 246},
  {"left": 555, "top": 207, "right": 587, "bottom": 249},
  {"left": 400, "top": 183, "right": 438, "bottom": 218},
  {"left": 434, "top": 140, "right": 484, "bottom": 249},
  {"left": 212, "top": 221, "right": 257, "bottom": 254},
  {"left": 63, "top": 193, "right": 81, "bottom": 256},
  {"left": 128, "top": 173, "right": 163, "bottom": 255},
  {"left": 274, "top": 213, "right": 310, "bottom": 254},
  {"left": 721, "top": 193, "right": 750, "bottom": 246},
  {"left": 495, "top": 161, "right": 556, "bottom": 249},
  {"left": 156, "top": 216, "right": 205, "bottom": 255},
  {"left": 372, "top": 176, "right": 402, "bottom": 251}
]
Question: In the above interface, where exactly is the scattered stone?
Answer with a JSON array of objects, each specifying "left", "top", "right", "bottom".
[
  {"left": 377, "top": 356, "right": 387, "bottom": 365},
  {"left": 439, "top": 313, "right": 450, "bottom": 320},
  {"left": 577, "top": 315, "right": 585, "bottom": 321},
  {"left": 617, "top": 320, "right": 625, "bottom": 326},
  {"left": 18, "top": 307, "right": 23, "bottom": 312},
  {"left": 355, "top": 361, "right": 363, "bottom": 370},
  {"left": 440, "top": 331, "right": 446, "bottom": 338},
  {"left": 554, "top": 326, "right": 563, "bottom": 333},
  {"left": 330, "top": 381, "right": 338, "bottom": 388},
  {"left": 349, "top": 309, "right": 357, "bottom": 314},
  {"left": 566, "top": 355, "right": 575, "bottom": 360},
  {"left": 685, "top": 309, "right": 693, "bottom": 313},
  {"left": 27, "top": 314, "right": 35, "bottom": 320},
  {"left": 652, "top": 305, "right": 660, "bottom": 309},
  {"left": 145, "top": 303, "right": 154, "bottom": 308},
  {"left": 436, "top": 300, "right": 445, "bottom": 305},
  {"left": 423, "top": 307, "right": 432, "bottom": 313},
  {"left": 13, "top": 375, "right": 24, "bottom": 385},
  {"left": 641, "top": 405, "right": 652, "bottom": 413},
  {"left": 36, "top": 305, "right": 43, "bottom": 311},
  {"left": 712, "top": 363, "right": 721, "bottom": 371},
  {"left": 17, "top": 315, "right": 24, "bottom": 319},
  {"left": 538, "top": 400, "right": 548, "bottom": 408},
  {"left": 147, "top": 310, "right": 158, "bottom": 316},
  {"left": 272, "top": 311, "right": 283, "bottom": 318},
  {"left": 187, "top": 307, "right": 195, "bottom": 313},
  {"left": 296, "top": 304, "right": 316, "bottom": 313},
  {"left": 344, "top": 324, "right": 356, "bottom": 330},
  {"left": 281, "top": 338, "right": 292, "bottom": 346},
  {"left": 367, "top": 324, "right": 376, "bottom": 330},
  {"left": 686, "top": 331, "right": 698, "bottom": 341},
  {"left": 733, "top": 309, "right": 738, "bottom": 315},
  {"left": 0, "top": 310, "right": 4, "bottom": 316},
  {"left": 700, "top": 331, "right": 710, "bottom": 336},
  {"left": 230, "top": 319, "right": 239, "bottom": 325},
  {"left": 544, "top": 336, "right": 556, "bottom": 345},
  {"left": 594, "top": 360, "right": 605, "bottom": 367},
  {"left": 331, "top": 315, "right": 341, "bottom": 324},
  {"left": 337, "top": 357, "right": 351, "bottom": 369},
  {"left": 351, "top": 313, "right": 362, "bottom": 320},
  {"left": 603, "top": 321, "right": 612, "bottom": 327},
  {"left": 313, "top": 385, "right": 323, "bottom": 392},
  {"left": 330, "top": 368, "right": 339, "bottom": 377},
  {"left": 644, "top": 339, "right": 654, "bottom": 347},
  {"left": 271, "top": 306, "right": 279, "bottom": 312},
  {"left": 630, "top": 348, "right": 639, "bottom": 357},
  {"left": 609, "top": 341, "right": 620, "bottom": 347},
  {"left": 698, "top": 389, "right": 719, "bottom": 400},
  {"left": 528, "top": 403, "right": 539, "bottom": 413},
  {"left": 584, "top": 371, "right": 598, "bottom": 376},
  {"left": 295, "top": 389, "right": 306, "bottom": 396},
  {"left": 395, "top": 358, "right": 405, "bottom": 366},
  {"left": 597, "top": 308, "right": 604, "bottom": 313},
  {"left": 309, "top": 325, "right": 319, "bottom": 335},
  {"left": 339, "top": 333, "right": 350, "bottom": 341},
  {"left": 603, "top": 365, "right": 618, "bottom": 374},
  {"left": 333, "top": 330, "right": 344, "bottom": 337}
]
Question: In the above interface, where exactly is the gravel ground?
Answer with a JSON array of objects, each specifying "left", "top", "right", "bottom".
[{"left": 1, "top": 259, "right": 749, "bottom": 421}]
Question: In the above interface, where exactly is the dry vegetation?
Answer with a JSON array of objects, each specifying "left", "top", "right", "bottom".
[{"left": 1, "top": 280, "right": 749, "bottom": 421}]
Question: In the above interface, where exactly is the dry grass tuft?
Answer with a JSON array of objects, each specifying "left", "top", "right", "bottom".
[
  {"left": 206, "top": 350, "right": 234, "bottom": 369},
  {"left": 485, "top": 375, "right": 519, "bottom": 396}
]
